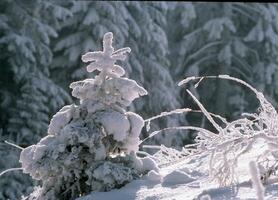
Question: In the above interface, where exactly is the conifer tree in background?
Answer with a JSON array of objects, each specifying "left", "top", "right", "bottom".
[
  {"left": 168, "top": 2, "right": 249, "bottom": 123},
  {"left": 0, "top": 1, "right": 71, "bottom": 199},
  {"left": 245, "top": 3, "right": 278, "bottom": 108},
  {"left": 20, "top": 32, "right": 158, "bottom": 200},
  {"left": 168, "top": 2, "right": 278, "bottom": 126}
]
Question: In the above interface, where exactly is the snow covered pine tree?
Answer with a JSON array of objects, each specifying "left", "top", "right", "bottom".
[{"left": 19, "top": 32, "right": 159, "bottom": 200}]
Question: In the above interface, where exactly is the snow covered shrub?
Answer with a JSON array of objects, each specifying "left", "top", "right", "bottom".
[
  {"left": 143, "top": 75, "right": 278, "bottom": 190},
  {"left": 19, "top": 32, "right": 158, "bottom": 200},
  {"left": 178, "top": 75, "right": 278, "bottom": 187}
]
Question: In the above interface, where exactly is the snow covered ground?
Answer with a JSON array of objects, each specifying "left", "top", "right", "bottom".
[{"left": 78, "top": 140, "right": 278, "bottom": 200}]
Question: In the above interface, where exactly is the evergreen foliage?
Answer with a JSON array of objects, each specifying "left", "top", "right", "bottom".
[
  {"left": 20, "top": 32, "right": 157, "bottom": 200},
  {"left": 168, "top": 3, "right": 278, "bottom": 124},
  {"left": 0, "top": 1, "right": 71, "bottom": 198}
]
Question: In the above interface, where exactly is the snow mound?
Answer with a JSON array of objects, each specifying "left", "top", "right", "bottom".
[
  {"left": 145, "top": 170, "right": 162, "bottom": 182},
  {"left": 163, "top": 170, "right": 195, "bottom": 185},
  {"left": 78, "top": 143, "right": 278, "bottom": 200}
]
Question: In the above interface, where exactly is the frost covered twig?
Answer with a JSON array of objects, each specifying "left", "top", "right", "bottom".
[
  {"left": 0, "top": 168, "right": 23, "bottom": 177},
  {"left": 144, "top": 108, "right": 227, "bottom": 132},
  {"left": 144, "top": 108, "right": 192, "bottom": 132},
  {"left": 4, "top": 140, "right": 24, "bottom": 150},
  {"left": 186, "top": 89, "right": 223, "bottom": 133},
  {"left": 140, "top": 126, "right": 216, "bottom": 145},
  {"left": 177, "top": 75, "right": 278, "bottom": 186},
  {"left": 144, "top": 74, "right": 278, "bottom": 187}
]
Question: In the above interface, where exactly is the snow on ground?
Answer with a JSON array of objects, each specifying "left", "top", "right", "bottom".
[{"left": 78, "top": 140, "right": 278, "bottom": 200}]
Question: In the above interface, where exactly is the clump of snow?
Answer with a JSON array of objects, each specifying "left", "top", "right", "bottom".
[
  {"left": 200, "top": 194, "right": 212, "bottom": 200},
  {"left": 126, "top": 112, "right": 144, "bottom": 138},
  {"left": 123, "top": 112, "right": 145, "bottom": 153},
  {"left": 81, "top": 32, "right": 131, "bottom": 85},
  {"left": 20, "top": 32, "right": 151, "bottom": 200},
  {"left": 140, "top": 156, "right": 159, "bottom": 173},
  {"left": 145, "top": 170, "right": 162, "bottom": 182},
  {"left": 100, "top": 110, "right": 130, "bottom": 142},
  {"left": 103, "top": 78, "right": 147, "bottom": 106},
  {"left": 48, "top": 105, "right": 78, "bottom": 135},
  {"left": 163, "top": 170, "right": 195, "bottom": 185},
  {"left": 69, "top": 77, "right": 147, "bottom": 107}
]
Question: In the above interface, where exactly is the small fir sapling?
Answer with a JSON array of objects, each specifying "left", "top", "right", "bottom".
[{"left": 19, "top": 32, "right": 158, "bottom": 200}]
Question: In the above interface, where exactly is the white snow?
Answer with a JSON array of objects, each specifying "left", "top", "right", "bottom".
[
  {"left": 140, "top": 156, "right": 159, "bottom": 173},
  {"left": 122, "top": 112, "right": 145, "bottom": 153},
  {"left": 145, "top": 170, "right": 162, "bottom": 183},
  {"left": 78, "top": 140, "right": 278, "bottom": 200},
  {"left": 249, "top": 161, "right": 265, "bottom": 200},
  {"left": 81, "top": 32, "right": 131, "bottom": 84},
  {"left": 200, "top": 194, "right": 211, "bottom": 200},
  {"left": 163, "top": 170, "right": 195, "bottom": 185},
  {"left": 126, "top": 112, "right": 144, "bottom": 137},
  {"left": 19, "top": 145, "right": 36, "bottom": 174},
  {"left": 69, "top": 77, "right": 147, "bottom": 107},
  {"left": 48, "top": 105, "right": 76, "bottom": 135},
  {"left": 100, "top": 111, "right": 130, "bottom": 142},
  {"left": 32, "top": 144, "right": 48, "bottom": 161}
]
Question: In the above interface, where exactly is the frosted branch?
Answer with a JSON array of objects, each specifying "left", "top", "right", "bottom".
[
  {"left": 81, "top": 32, "right": 131, "bottom": 84},
  {"left": 0, "top": 167, "right": 23, "bottom": 177}
]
